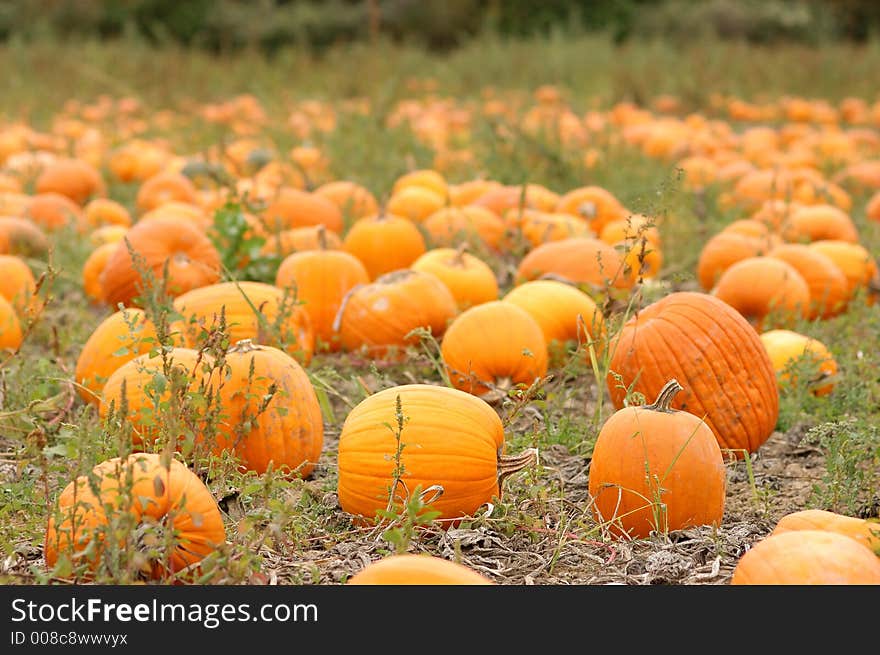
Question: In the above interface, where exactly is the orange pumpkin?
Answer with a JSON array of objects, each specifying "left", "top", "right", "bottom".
[
  {"left": 554, "top": 186, "right": 626, "bottom": 232},
  {"left": 0, "top": 254, "right": 37, "bottom": 316},
  {"left": 0, "top": 295, "right": 22, "bottom": 351},
  {"left": 781, "top": 204, "right": 859, "bottom": 244},
  {"left": 262, "top": 187, "right": 344, "bottom": 234},
  {"left": 342, "top": 214, "right": 427, "bottom": 280},
  {"left": 391, "top": 169, "right": 448, "bottom": 197},
  {"left": 260, "top": 225, "right": 343, "bottom": 258},
  {"left": 808, "top": 240, "right": 879, "bottom": 301},
  {"left": 338, "top": 384, "right": 534, "bottom": 522},
  {"left": 81, "top": 243, "right": 118, "bottom": 304},
  {"left": 136, "top": 172, "right": 198, "bottom": 213},
  {"left": 730, "top": 530, "right": 880, "bottom": 585},
  {"left": 275, "top": 249, "right": 369, "bottom": 352},
  {"left": 516, "top": 237, "right": 632, "bottom": 292},
  {"left": 410, "top": 247, "right": 498, "bottom": 310},
  {"left": 712, "top": 256, "right": 810, "bottom": 329},
  {"left": 313, "top": 180, "right": 379, "bottom": 222},
  {"left": 35, "top": 158, "right": 105, "bottom": 205},
  {"left": 608, "top": 292, "right": 779, "bottom": 455},
  {"left": 89, "top": 224, "right": 129, "bottom": 247},
  {"left": 26, "top": 192, "right": 84, "bottom": 232},
  {"left": 387, "top": 186, "right": 446, "bottom": 223},
  {"left": 767, "top": 243, "right": 849, "bottom": 319},
  {"left": 100, "top": 217, "right": 222, "bottom": 308},
  {"left": 347, "top": 554, "right": 494, "bottom": 585},
  {"left": 334, "top": 269, "right": 456, "bottom": 358},
  {"left": 696, "top": 232, "right": 772, "bottom": 291},
  {"left": 82, "top": 197, "right": 132, "bottom": 229},
  {"left": 0, "top": 216, "right": 49, "bottom": 257},
  {"left": 205, "top": 340, "right": 324, "bottom": 476},
  {"left": 422, "top": 206, "right": 505, "bottom": 251},
  {"left": 759, "top": 329, "right": 838, "bottom": 396},
  {"left": 441, "top": 301, "right": 548, "bottom": 399},
  {"left": 173, "top": 281, "right": 314, "bottom": 366},
  {"left": 44, "top": 453, "right": 225, "bottom": 580},
  {"left": 589, "top": 379, "right": 726, "bottom": 539},
  {"left": 771, "top": 509, "right": 880, "bottom": 553}
]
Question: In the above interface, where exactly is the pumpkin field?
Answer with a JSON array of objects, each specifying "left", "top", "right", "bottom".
[{"left": 1, "top": 32, "right": 879, "bottom": 587}]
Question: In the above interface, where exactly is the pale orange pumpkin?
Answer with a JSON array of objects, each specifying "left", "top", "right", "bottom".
[
  {"left": 347, "top": 554, "right": 494, "bottom": 585},
  {"left": 410, "top": 247, "right": 498, "bottom": 310}
]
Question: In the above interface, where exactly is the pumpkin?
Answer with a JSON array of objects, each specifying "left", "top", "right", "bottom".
[
  {"left": 588, "top": 379, "right": 726, "bottom": 539},
  {"left": 313, "top": 180, "right": 379, "bottom": 222},
  {"left": 260, "top": 225, "right": 343, "bottom": 258},
  {"left": 720, "top": 219, "right": 772, "bottom": 239},
  {"left": 750, "top": 199, "right": 803, "bottom": 230},
  {"left": 99, "top": 348, "right": 212, "bottom": 449},
  {"left": 347, "top": 554, "right": 494, "bottom": 585},
  {"left": 473, "top": 184, "right": 557, "bottom": 218},
  {"left": 0, "top": 254, "right": 37, "bottom": 316},
  {"left": 423, "top": 206, "right": 505, "bottom": 251},
  {"left": 607, "top": 292, "right": 779, "bottom": 455},
  {"left": 205, "top": 340, "right": 323, "bottom": 476},
  {"left": 262, "top": 187, "right": 343, "bottom": 234},
  {"left": 618, "top": 236, "right": 664, "bottom": 281},
  {"left": 554, "top": 186, "right": 626, "bottom": 232},
  {"left": 338, "top": 384, "right": 535, "bottom": 522},
  {"left": 410, "top": 247, "right": 498, "bottom": 310},
  {"left": 730, "top": 530, "right": 880, "bottom": 585},
  {"left": 515, "top": 211, "right": 593, "bottom": 249},
  {"left": 0, "top": 295, "right": 22, "bottom": 351},
  {"left": 441, "top": 301, "right": 548, "bottom": 399},
  {"left": 516, "top": 237, "right": 633, "bottom": 291},
  {"left": 386, "top": 186, "right": 446, "bottom": 223},
  {"left": 275, "top": 248, "right": 369, "bottom": 351},
  {"left": 867, "top": 191, "right": 880, "bottom": 222},
  {"left": 333, "top": 269, "right": 456, "bottom": 358},
  {"left": 140, "top": 202, "right": 209, "bottom": 231},
  {"left": 599, "top": 214, "right": 660, "bottom": 246},
  {"left": 770, "top": 509, "right": 880, "bottom": 553},
  {"left": 696, "top": 232, "right": 772, "bottom": 291},
  {"left": 502, "top": 279, "right": 604, "bottom": 358},
  {"left": 89, "top": 224, "right": 129, "bottom": 247},
  {"left": 26, "top": 192, "right": 84, "bottom": 232},
  {"left": 759, "top": 329, "right": 838, "bottom": 396},
  {"left": 82, "top": 197, "right": 132, "bottom": 229},
  {"left": 44, "top": 453, "right": 225, "bottom": 580},
  {"left": 391, "top": 169, "right": 448, "bottom": 197},
  {"left": 712, "top": 256, "right": 810, "bottom": 329},
  {"left": 342, "top": 214, "right": 427, "bottom": 280},
  {"left": 35, "top": 158, "right": 105, "bottom": 205},
  {"left": 0, "top": 216, "right": 49, "bottom": 257},
  {"left": 100, "top": 217, "right": 222, "bottom": 308},
  {"left": 135, "top": 171, "right": 198, "bottom": 213},
  {"left": 767, "top": 243, "right": 849, "bottom": 319},
  {"left": 74, "top": 308, "right": 183, "bottom": 405},
  {"left": 173, "top": 281, "right": 314, "bottom": 366},
  {"left": 781, "top": 204, "right": 859, "bottom": 244},
  {"left": 448, "top": 179, "right": 502, "bottom": 206},
  {"left": 82, "top": 243, "right": 117, "bottom": 304},
  {"left": 808, "top": 240, "right": 879, "bottom": 301}
]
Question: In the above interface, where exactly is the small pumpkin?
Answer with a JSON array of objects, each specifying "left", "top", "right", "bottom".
[
  {"left": 313, "top": 180, "right": 379, "bottom": 222},
  {"left": 35, "top": 158, "right": 105, "bottom": 206},
  {"left": 588, "top": 379, "right": 726, "bottom": 539},
  {"left": 333, "top": 269, "right": 456, "bottom": 358},
  {"left": 205, "top": 340, "right": 324, "bottom": 477},
  {"left": 0, "top": 216, "right": 49, "bottom": 257},
  {"left": 82, "top": 197, "right": 132, "bottom": 229},
  {"left": 696, "top": 231, "right": 772, "bottom": 291},
  {"left": 44, "top": 453, "right": 225, "bottom": 580},
  {"left": 808, "top": 240, "right": 879, "bottom": 302},
  {"left": 338, "top": 384, "right": 535, "bottom": 522},
  {"left": 342, "top": 213, "right": 427, "bottom": 280},
  {"left": 422, "top": 205, "right": 505, "bottom": 251},
  {"left": 516, "top": 237, "right": 632, "bottom": 292},
  {"left": 262, "top": 187, "right": 344, "bottom": 234},
  {"left": 135, "top": 171, "right": 198, "bottom": 213},
  {"left": 347, "top": 554, "right": 494, "bottom": 585},
  {"left": 386, "top": 186, "right": 446, "bottom": 223},
  {"left": 391, "top": 169, "right": 448, "bottom": 197},
  {"left": 410, "top": 247, "right": 498, "bottom": 310},
  {"left": 0, "top": 254, "right": 37, "bottom": 316},
  {"left": 759, "top": 329, "right": 838, "bottom": 396},
  {"left": 441, "top": 301, "right": 548, "bottom": 400},
  {"left": 260, "top": 225, "right": 343, "bottom": 258},
  {"left": 730, "top": 530, "right": 880, "bottom": 585},
  {"left": 82, "top": 243, "right": 117, "bottom": 304},
  {"left": 767, "top": 243, "right": 849, "bottom": 319},
  {"left": 0, "top": 295, "right": 22, "bottom": 351},
  {"left": 554, "top": 186, "right": 625, "bottom": 233},
  {"left": 26, "top": 192, "right": 84, "bottom": 232}
]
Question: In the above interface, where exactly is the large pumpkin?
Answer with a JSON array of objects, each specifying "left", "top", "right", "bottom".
[
  {"left": 770, "top": 509, "right": 879, "bottom": 553},
  {"left": 607, "top": 292, "right": 779, "bottom": 455},
  {"left": 44, "top": 453, "right": 225, "bottom": 580},
  {"left": 333, "top": 269, "right": 456, "bottom": 358},
  {"left": 205, "top": 340, "right": 323, "bottom": 476},
  {"left": 173, "top": 281, "right": 314, "bottom": 366},
  {"left": 441, "top": 301, "right": 548, "bottom": 399},
  {"left": 347, "top": 554, "right": 494, "bottom": 585},
  {"left": 588, "top": 379, "right": 726, "bottom": 539},
  {"left": 730, "top": 530, "right": 880, "bottom": 585},
  {"left": 338, "top": 384, "right": 535, "bottom": 522},
  {"left": 101, "top": 217, "right": 221, "bottom": 308},
  {"left": 696, "top": 231, "right": 772, "bottom": 291}
]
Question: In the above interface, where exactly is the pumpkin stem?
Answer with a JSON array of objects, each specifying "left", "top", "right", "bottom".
[
  {"left": 230, "top": 338, "right": 259, "bottom": 354},
  {"left": 498, "top": 448, "right": 538, "bottom": 487},
  {"left": 453, "top": 241, "right": 469, "bottom": 266},
  {"left": 316, "top": 224, "right": 328, "bottom": 250},
  {"left": 646, "top": 379, "right": 683, "bottom": 413},
  {"left": 331, "top": 283, "right": 364, "bottom": 333},
  {"left": 480, "top": 376, "right": 512, "bottom": 404}
]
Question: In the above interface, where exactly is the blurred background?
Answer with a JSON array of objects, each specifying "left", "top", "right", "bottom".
[{"left": 2, "top": 0, "right": 879, "bottom": 54}]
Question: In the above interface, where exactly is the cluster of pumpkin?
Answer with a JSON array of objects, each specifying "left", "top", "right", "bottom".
[{"left": 1, "top": 88, "right": 878, "bottom": 585}]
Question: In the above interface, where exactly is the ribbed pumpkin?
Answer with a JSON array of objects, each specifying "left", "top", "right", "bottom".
[
  {"left": 101, "top": 218, "right": 221, "bottom": 308},
  {"left": 696, "top": 231, "right": 771, "bottom": 291},
  {"left": 781, "top": 204, "right": 859, "bottom": 244},
  {"left": 759, "top": 329, "right": 838, "bottom": 396},
  {"left": 554, "top": 186, "right": 625, "bottom": 232},
  {"left": 767, "top": 243, "right": 849, "bottom": 318},
  {"left": 347, "top": 554, "right": 494, "bottom": 585},
  {"left": 342, "top": 214, "right": 427, "bottom": 280},
  {"left": 0, "top": 295, "right": 22, "bottom": 351},
  {"left": 35, "top": 158, "right": 106, "bottom": 205},
  {"left": 135, "top": 172, "right": 198, "bottom": 213},
  {"left": 204, "top": 340, "right": 323, "bottom": 476},
  {"left": 770, "top": 509, "right": 880, "bottom": 553},
  {"left": 712, "top": 256, "right": 810, "bottom": 329},
  {"left": 275, "top": 248, "right": 369, "bottom": 351},
  {"left": 338, "top": 384, "right": 535, "bottom": 522},
  {"left": 26, "top": 192, "right": 84, "bottom": 232},
  {"left": 410, "top": 247, "right": 498, "bottom": 310},
  {"left": 423, "top": 205, "right": 505, "bottom": 251},
  {"left": 808, "top": 240, "right": 879, "bottom": 301},
  {"left": 313, "top": 180, "right": 379, "bottom": 222},
  {"left": 333, "top": 269, "right": 456, "bottom": 358},
  {"left": 0, "top": 216, "right": 49, "bottom": 257},
  {"left": 82, "top": 243, "right": 117, "bottom": 304},
  {"left": 0, "top": 254, "right": 36, "bottom": 315},
  {"left": 173, "top": 281, "right": 314, "bottom": 366},
  {"left": 516, "top": 237, "right": 632, "bottom": 291},
  {"left": 607, "top": 292, "right": 779, "bottom": 455},
  {"left": 75, "top": 308, "right": 183, "bottom": 405},
  {"left": 588, "top": 380, "right": 726, "bottom": 539},
  {"left": 262, "top": 187, "right": 343, "bottom": 234},
  {"left": 502, "top": 280, "right": 604, "bottom": 356},
  {"left": 99, "top": 348, "right": 212, "bottom": 448},
  {"left": 730, "top": 530, "right": 880, "bottom": 585},
  {"left": 441, "top": 301, "right": 548, "bottom": 399},
  {"left": 44, "top": 453, "right": 225, "bottom": 580}
]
